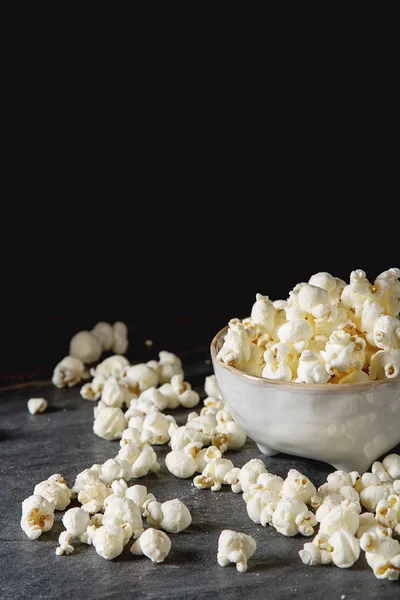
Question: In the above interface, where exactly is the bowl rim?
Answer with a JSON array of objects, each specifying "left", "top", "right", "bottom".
[{"left": 210, "top": 325, "right": 400, "bottom": 390}]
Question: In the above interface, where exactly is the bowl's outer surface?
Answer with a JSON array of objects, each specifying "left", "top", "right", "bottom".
[{"left": 211, "top": 330, "right": 400, "bottom": 473}]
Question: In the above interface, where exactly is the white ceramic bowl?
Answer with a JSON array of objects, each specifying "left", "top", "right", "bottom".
[{"left": 211, "top": 326, "right": 400, "bottom": 473}]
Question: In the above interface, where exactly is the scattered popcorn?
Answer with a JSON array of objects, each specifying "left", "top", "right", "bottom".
[
  {"left": 238, "top": 459, "right": 268, "bottom": 493},
  {"left": 124, "top": 364, "right": 159, "bottom": 392},
  {"left": 130, "top": 528, "right": 171, "bottom": 563},
  {"left": 120, "top": 427, "right": 144, "bottom": 449},
  {"left": 70, "top": 331, "right": 102, "bottom": 364},
  {"left": 157, "top": 351, "right": 184, "bottom": 384},
  {"left": 78, "top": 479, "right": 112, "bottom": 513},
  {"left": 217, "top": 319, "right": 251, "bottom": 367},
  {"left": 52, "top": 356, "right": 88, "bottom": 388},
  {"left": 72, "top": 468, "right": 99, "bottom": 495},
  {"left": 27, "top": 397, "right": 47, "bottom": 415},
  {"left": 112, "top": 321, "right": 129, "bottom": 355},
  {"left": 62, "top": 507, "right": 90, "bottom": 536},
  {"left": 281, "top": 470, "right": 316, "bottom": 504},
  {"left": 360, "top": 530, "right": 400, "bottom": 580},
  {"left": 169, "top": 425, "right": 206, "bottom": 451},
  {"left": 369, "top": 349, "right": 400, "bottom": 380},
  {"left": 92, "top": 321, "right": 113, "bottom": 351},
  {"left": 102, "top": 496, "right": 143, "bottom": 541},
  {"left": 93, "top": 406, "right": 127, "bottom": 441},
  {"left": 170, "top": 374, "right": 200, "bottom": 408},
  {"left": 204, "top": 374, "right": 222, "bottom": 400},
  {"left": 34, "top": 474, "right": 72, "bottom": 511},
  {"left": 80, "top": 374, "right": 107, "bottom": 401},
  {"left": 193, "top": 457, "right": 234, "bottom": 492},
  {"left": 130, "top": 445, "right": 160, "bottom": 478},
  {"left": 201, "top": 396, "right": 224, "bottom": 417},
  {"left": 21, "top": 494, "right": 55, "bottom": 539},
  {"left": 217, "top": 530, "right": 256, "bottom": 573},
  {"left": 299, "top": 531, "right": 360, "bottom": 568},
  {"left": 101, "top": 377, "right": 133, "bottom": 408},
  {"left": 318, "top": 503, "right": 360, "bottom": 537},
  {"left": 91, "top": 355, "right": 129, "bottom": 379},
  {"left": 93, "top": 525, "right": 125, "bottom": 560},
  {"left": 145, "top": 499, "right": 192, "bottom": 533},
  {"left": 55, "top": 531, "right": 74, "bottom": 556},
  {"left": 185, "top": 413, "right": 217, "bottom": 442},
  {"left": 165, "top": 449, "right": 198, "bottom": 479},
  {"left": 272, "top": 497, "right": 317, "bottom": 537}
]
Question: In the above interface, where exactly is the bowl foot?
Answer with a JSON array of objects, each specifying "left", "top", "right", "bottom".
[{"left": 256, "top": 443, "right": 278, "bottom": 457}]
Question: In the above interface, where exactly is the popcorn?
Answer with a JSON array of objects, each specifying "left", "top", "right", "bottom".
[
  {"left": 157, "top": 382, "right": 180, "bottom": 409},
  {"left": 112, "top": 321, "right": 129, "bottom": 355},
  {"left": 130, "top": 528, "right": 171, "bottom": 563},
  {"left": 105, "top": 482, "right": 155, "bottom": 514},
  {"left": 102, "top": 496, "right": 143, "bottom": 541},
  {"left": 272, "top": 497, "right": 317, "bottom": 537},
  {"left": 124, "top": 364, "right": 159, "bottom": 392},
  {"left": 120, "top": 427, "right": 145, "bottom": 449},
  {"left": 185, "top": 413, "right": 217, "bottom": 442},
  {"left": 62, "top": 507, "right": 90, "bottom": 536},
  {"left": 297, "top": 284, "right": 331, "bottom": 318},
  {"left": 315, "top": 494, "right": 343, "bottom": 522},
  {"left": 72, "top": 468, "right": 99, "bottom": 495},
  {"left": 117, "top": 442, "right": 141, "bottom": 465},
  {"left": 93, "top": 406, "right": 127, "bottom": 441},
  {"left": 169, "top": 425, "right": 206, "bottom": 451},
  {"left": 92, "top": 321, "right": 113, "bottom": 351},
  {"left": 263, "top": 342, "right": 299, "bottom": 382},
  {"left": 21, "top": 494, "right": 55, "bottom": 539},
  {"left": 70, "top": 331, "right": 102, "bottom": 364},
  {"left": 80, "top": 375, "right": 107, "bottom": 401},
  {"left": 238, "top": 459, "right": 268, "bottom": 493},
  {"left": 145, "top": 499, "right": 192, "bottom": 533},
  {"left": 52, "top": 356, "right": 87, "bottom": 388},
  {"left": 299, "top": 531, "right": 360, "bottom": 568},
  {"left": 91, "top": 355, "right": 129, "bottom": 379},
  {"left": 93, "top": 525, "right": 125, "bottom": 560},
  {"left": 369, "top": 349, "right": 400, "bottom": 379},
  {"left": 250, "top": 294, "right": 276, "bottom": 335},
  {"left": 374, "top": 268, "right": 400, "bottom": 316},
  {"left": 214, "top": 410, "right": 247, "bottom": 450},
  {"left": 165, "top": 449, "right": 198, "bottom": 479},
  {"left": 246, "top": 488, "right": 281, "bottom": 526},
  {"left": 356, "top": 513, "right": 392, "bottom": 539},
  {"left": 217, "top": 530, "right": 256, "bottom": 573},
  {"left": 201, "top": 396, "right": 225, "bottom": 417},
  {"left": 360, "top": 482, "right": 394, "bottom": 513},
  {"left": 318, "top": 503, "right": 360, "bottom": 537},
  {"left": 277, "top": 319, "right": 313, "bottom": 344},
  {"left": 130, "top": 445, "right": 160, "bottom": 478},
  {"left": 360, "top": 530, "right": 400, "bottom": 580},
  {"left": 223, "top": 467, "right": 242, "bottom": 493},
  {"left": 373, "top": 316, "right": 400, "bottom": 351},
  {"left": 193, "top": 457, "right": 235, "bottom": 492},
  {"left": 137, "top": 387, "right": 168, "bottom": 411},
  {"left": 295, "top": 351, "right": 331, "bottom": 384},
  {"left": 308, "top": 272, "right": 337, "bottom": 294},
  {"left": 170, "top": 374, "right": 200, "bottom": 408},
  {"left": 78, "top": 480, "right": 112, "bottom": 513},
  {"left": 321, "top": 330, "right": 366, "bottom": 374},
  {"left": 34, "top": 474, "right": 72, "bottom": 510},
  {"left": 55, "top": 531, "right": 74, "bottom": 556},
  {"left": 98, "top": 458, "right": 132, "bottom": 484},
  {"left": 27, "top": 397, "right": 47, "bottom": 415},
  {"left": 157, "top": 351, "right": 184, "bottom": 384},
  {"left": 217, "top": 319, "right": 251, "bottom": 366},
  {"left": 139, "top": 412, "right": 176, "bottom": 445},
  {"left": 204, "top": 374, "right": 222, "bottom": 400},
  {"left": 281, "top": 469, "right": 316, "bottom": 504},
  {"left": 375, "top": 494, "right": 400, "bottom": 530},
  {"left": 101, "top": 377, "right": 133, "bottom": 408}
]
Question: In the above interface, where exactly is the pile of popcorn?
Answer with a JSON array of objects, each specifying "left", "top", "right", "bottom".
[
  {"left": 217, "top": 268, "right": 400, "bottom": 383},
  {"left": 21, "top": 309, "right": 400, "bottom": 580}
]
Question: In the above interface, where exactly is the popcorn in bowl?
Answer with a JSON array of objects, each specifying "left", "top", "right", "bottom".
[{"left": 217, "top": 268, "right": 400, "bottom": 383}]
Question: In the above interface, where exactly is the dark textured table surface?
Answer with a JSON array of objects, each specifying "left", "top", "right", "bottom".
[{"left": 0, "top": 349, "right": 399, "bottom": 600}]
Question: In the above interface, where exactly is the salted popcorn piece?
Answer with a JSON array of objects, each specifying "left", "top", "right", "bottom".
[
  {"left": 374, "top": 268, "right": 400, "bottom": 316},
  {"left": 124, "top": 363, "right": 159, "bottom": 392},
  {"left": 72, "top": 468, "right": 99, "bottom": 495},
  {"left": 313, "top": 306, "right": 352, "bottom": 339},
  {"left": 93, "top": 525, "right": 125, "bottom": 560},
  {"left": 360, "top": 297, "right": 384, "bottom": 339},
  {"left": 124, "top": 484, "right": 155, "bottom": 513},
  {"left": 140, "top": 412, "right": 176, "bottom": 445},
  {"left": 201, "top": 396, "right": 225, "bottom": 417},
  {"left": 138, "top": 387, "right": 168, "bottom": 411},
  {"left": 263, "top": 342, "right": 299, "bottom": 381},
  {"left": 262, "top": 361, "right": 292, "bottom": 382},
  {"left": 369, "top": 349, "right": 400, "bottom": 380},
  {"left": 34, "top": 474, "right": 72, "bottom": 511},
  {"left": 217, "top": 530, "right": 256, "bottom": 573},
  {"left": 205, "top": 374, "right": 222, "bottom": 400},
  {"left": 125, "top": 397, "right": 159, "bottom": 420},
  {"left": 375, "top": 494, "right": 400, "bottom": 530},
  {"left": 80, "top": 374, "right": 107, "bottom": 401},
  {"left": 299, "top": 531, "right": 360, "bottom": 569},
  {"left": 281, "top": 469, "right": 316, "bottom": 504},
  {"left": 52, "top": 356, "right": 87, "bottom": 388},
  {"left": 169, "top": 425, "right": 206, "bottom": 451},
  {"left": 92, "top": 321, "right": 113, "bottom": 351},
  {"left": 165, "top": 449, "right": 198, "bottom": 479},
  {"left": 157, "top": 351, "right": 184, "bottom": 384},
  {"left": 91, "top": 355, "right": 130, "bottom": 379},
  {"left": 27, "top": 397, "right": 47, "bottom": 415},
  {"left": 103, "top": 496, "right": 143, "bottom": 541},
  {"left": 130, "top": 445, "right": 159, "bottom": 478},
  {"left": 217, "top": 319, "right": 251, "bottom": 366},
  {"left": 101, "top": 376, "right": 132, "bottom": 408},
  {"left": 341, "top": 270, "right": 372, "bottom": 312},
  {"left": 360, "top": 530, "right": 400, "bottom": 580},
  {"left": 112, "top": 321, "right": 129, "bottom": 355},
  {"left": 185, "top": 413, "right": 217, "bottom": 442},
  {"left": 373, "top": 316, "right": 400, "bottom": 351},
  {"left": 246, "top": 487, "right": 281, "bottom": 526},
  {"left": 277, "top": 319, "right": 313, "bottom": 344},
  {"left": 93, "top": 406, "right": 127, "bottom": 441},
  {"left": 117, "top": 442, "right": 141, "bottom": 465},
  {"left": 70, "top": 330, "right": 102, "bottom": 363},
  {"left": 21, "top": 494, "right": 55, "bottom": 539},
  {"left": 194, "top": 458, "right": 235, "bottom": 492},
  {"left": 353, "top": 471, "right": 380, "bottom": 493},
  {"left": 308, "top": 272, "right": 337, "bottom": 294},
  {"left": 98, "top": 458, "right": 131, "bottom": 485},
  {"left": 214, "top": 410, "right": 247, "bottom": 450},
  {"left": 243, "top": 472, "right": 284, "bottom": 501},
  {"left": 315, "top": 494, "right": 342, "bottom": 523},
  {"left": 298, "top": 284, "right": 331, "bottom": 318},
  {"left": 360, "top": 482, "right": 394, "bottom": 513},
  {"left": 62, "top": 507, "right": 90, "bottom": 536},
  {"left": 356, "top": 513, "right": 392, "bottom": 539},
  {"left": 250, "top": 294, "right": 277, "bottom": 334},
  {"left": 319, "top": 503, "right": 360, "bottom": 537},
  {"left": 295, "top": 350, "right": 331, "bottom": 384},
  {"left": 170, "top": 374, "right": 200, "bottom": 408},
  {"left": 157, "top": 382, "right": 180, "bottom": 409},
  {"left": 55, "top": 531, "right": 74, "bottom": 556},
  {"left": 382, "top": 454, "right": 400, "bottom": 480},
  {"left": 272, "top": 497, "right": 317, "bottom": 537},
  {"left": 130, "top": 528, "right": 171, "bottom": 563},
  {"left": 78, "top": 480, "right": 112, "bottom": 513},
  {"left": 372, "top": 460, "right": 395, "bottom": 483},
  {"left": 145, "top": 499, "right": 192, "bottom": 533},
  {"left": 321, "top": 330, "right": 366, "bottom": 374},
  {"left": 223, "top": 468, "right": 242, "bottom": 493},
  {"left": 239, "top": 459, "right": 268, "bottom": 493},
  {"left": 299, "top": 532, "right": 334, "bottom": 566}
]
